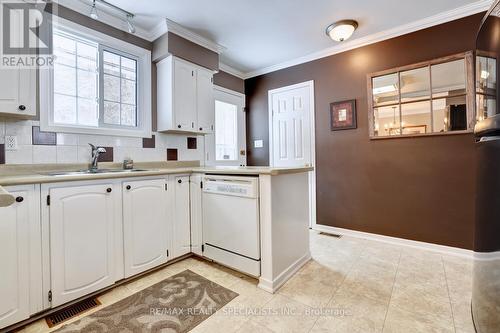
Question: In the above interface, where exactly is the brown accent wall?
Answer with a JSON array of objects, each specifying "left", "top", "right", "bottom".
[
  {"left": 214, "top": 71, "right": 245, "bottom": 94},
  {"left": 245, "top": 14, "right": 484, "bottom": 249}
]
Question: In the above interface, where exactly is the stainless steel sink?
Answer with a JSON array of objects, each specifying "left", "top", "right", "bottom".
[{"left": 42, "top": 169, "right": 152, "bottom": 176}]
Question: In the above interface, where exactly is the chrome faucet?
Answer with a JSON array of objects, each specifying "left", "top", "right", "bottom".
[{"left": 89, "top": 143, "right": 107, "bottom": 171}]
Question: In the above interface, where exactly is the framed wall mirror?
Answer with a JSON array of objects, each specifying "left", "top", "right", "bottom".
[{"left": 367, "top": 52, "right": 475, "bottom": 139}]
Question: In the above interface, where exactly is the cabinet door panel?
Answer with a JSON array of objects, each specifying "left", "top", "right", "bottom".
[
  {"left": 123, "top": 179, "right": 169, "bottom": 277},
  {"left": 49, "top": 184, "right": 116, "bottom": 307},
  {"left": 197, "top": 68, "right": 215, "bottom": 133},
  {"left": 0, "top": 189, "right": 30, "bottom": 329},
  {"left": 172, "top": 176, "right": 191, "bottom": 259},
  {"left": 174, "top": 59, "right": 197, "bottom": 130}
]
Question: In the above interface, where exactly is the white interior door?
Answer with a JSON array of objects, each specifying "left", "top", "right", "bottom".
[
  {"left": 269, "top": 81, "right": 316, "bottom": 227},
  {"left": 205, "top": 86, "right": 246, "bottom": 166}
]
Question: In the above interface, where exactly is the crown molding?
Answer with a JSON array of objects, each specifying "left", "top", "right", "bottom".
[
  {"left": 218, "top": 63, "right": 246, "bottom": 79},
  {"left": 56, "top": 0, "right": 153, "bottom": 41},
  {"left": 243, "top": 0, "right": 494, "bottom": 79},
  {"left": 161, "top": 19, "right": 226, "bottom": 54}
]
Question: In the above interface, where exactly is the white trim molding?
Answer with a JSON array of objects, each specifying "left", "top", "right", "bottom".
[
  {"left": 243, "top": 0, "right": 493, "bottom": 79},
  {"left": 218, "top": 63, "right": 246, "bottom": 79},
  {"left": 258, "top": 252, "right": 311, "bottom": 293},
  {"left": 313, "top": 224, "right": 474, "bottom": 259}
]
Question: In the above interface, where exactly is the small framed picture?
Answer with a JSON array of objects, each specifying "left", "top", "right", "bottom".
[{"left": 330, "top": 100, "right": 357, "bottom": 131}]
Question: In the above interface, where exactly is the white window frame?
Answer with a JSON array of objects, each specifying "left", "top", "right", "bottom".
[{"left": 40, "top": 17, "right": 151, "bottom": 138}]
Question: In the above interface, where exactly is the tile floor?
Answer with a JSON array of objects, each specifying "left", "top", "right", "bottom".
[{"left": 17, "top": 231, "right": 474, "bottom": 333}]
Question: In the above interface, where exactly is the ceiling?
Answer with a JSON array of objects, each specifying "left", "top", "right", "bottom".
[{"left": 73, "top": 0, "right": 491, "bottom": 77}]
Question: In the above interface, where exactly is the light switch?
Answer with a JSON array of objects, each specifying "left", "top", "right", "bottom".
[{"left": 254, "top": 140, "right": 263, "bottom": 148}]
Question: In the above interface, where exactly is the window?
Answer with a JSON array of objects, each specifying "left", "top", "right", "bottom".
[
  {"left": 41, "top": 18, "right": 151, "bottom": 137},
  {"left": 215, "top": 100, "right": 238, "bottom": 161},
  {"left": 368, "top": 52, "right": 474, "bottom": 138},
  {"left": 476, "top": 55, "right": 497, "bottom": 121}
]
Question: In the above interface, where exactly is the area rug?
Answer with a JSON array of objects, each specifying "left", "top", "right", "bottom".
[{"left": 54, "top": 270, "right": 239, "bottom": 333}]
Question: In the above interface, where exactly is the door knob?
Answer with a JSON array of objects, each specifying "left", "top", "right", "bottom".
[{"left": 18, "top": 105, "right": 26, "bottom": 111}]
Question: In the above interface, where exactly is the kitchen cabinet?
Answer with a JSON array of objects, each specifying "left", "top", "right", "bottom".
[
  {"left": 190, "top": 174, "right": 203, "bottom": 256},
  {"left": 48, "top": 183, "right": 118, "bottom": 307},
  {"left": 157, "top": 56, "right": 214, "bottom": 134},
  {"left": 0, "top": 6, "right": 36, "bottom": 118},
  {"left": 0, "top": 185, "right": 41, "bottom": 330},
  {"left": 170, "top": 175, "right": 191, "bottom": 259},
  {"left": 122, "top": 179, "right": 170, "bottom": 277}
]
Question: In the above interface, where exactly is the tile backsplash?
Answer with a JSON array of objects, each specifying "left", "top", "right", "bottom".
[{"left": 0, "top": 119, "right": 205, "bottom": 165}]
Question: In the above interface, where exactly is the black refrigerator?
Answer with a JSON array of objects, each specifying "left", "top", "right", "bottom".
[{"left": 473, "top": 1, "right": 500, "bottom": 332}]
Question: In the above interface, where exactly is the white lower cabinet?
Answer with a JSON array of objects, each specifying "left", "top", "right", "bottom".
[
  {"left": 0, "top": 185, "right": 41, "bottom": 330},
  {"left": 48, "top": 183, "right": 118, "bottom": 307},
  {"left": 122, "top": 179, "right": 170, "bottom": 277},
  {"left": 170, "top": 175, "right": 191, "bottom": 259}
]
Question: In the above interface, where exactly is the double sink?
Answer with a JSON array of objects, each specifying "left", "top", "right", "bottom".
[{"left": 43, "top": 169, "right": 152, "bottom": 176}]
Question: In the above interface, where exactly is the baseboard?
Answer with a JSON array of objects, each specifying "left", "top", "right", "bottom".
[
  {"left": 258, "top": 251, "right": 311, "bottom": 293},
  {"left": 313, "top": 224, "right": 473, "bottom": 259}
]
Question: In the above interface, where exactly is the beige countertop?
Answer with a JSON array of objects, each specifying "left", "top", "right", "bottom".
[{"left": 0, "top": 161, "right": 313, "bottom": 187}]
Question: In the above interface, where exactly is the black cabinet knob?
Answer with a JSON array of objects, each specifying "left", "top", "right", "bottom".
[
  {"left": 199, "top": 127, "right": 203, "bottom": 131},
  {"left": 126, "top": 185, "right": 131, "bottom": 190},
  {"left": 178, "top": 179, "right": 182, "bottom": 184},
  {"left": 18, "top": 105, "right": 26, "bottom": 111},
  {"left": 106, "top": 188, "right": 112, "bottom": 193},
  {"left": 177, "top": 125, "right": 181, "bottom": 128},
  {"left": 15, "top": 196, "right": 24, "bottom": 203}
]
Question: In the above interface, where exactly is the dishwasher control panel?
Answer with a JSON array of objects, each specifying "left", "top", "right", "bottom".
[{"left": 203, "top": 175, "right": 259, "bottom": 198}]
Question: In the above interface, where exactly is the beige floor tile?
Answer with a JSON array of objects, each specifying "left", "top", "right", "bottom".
[
  {"left": 236, "top": 319, "right": 275, "bottom": 333},
  {"left": 383, "top": 305, "right": 454, "bottom": 333},
  {"left": 310, "top": 290, "right": 388, "bottom": 333},
  {"left": 278, "top": 260, "right": 344, "bottom": 307},
  {"left": 250, "top": 294, "right": 319, "bottom": 333},
  {"left": 97, "top": 285, "right": 134, "bottom": 306}
]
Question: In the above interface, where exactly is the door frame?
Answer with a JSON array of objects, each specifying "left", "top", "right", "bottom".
[
  {"left": 268, "top": 80, "right": 316, "bottom": 228},
  {"left": 207, "top": 85, "right": 247, "bottom": 166}
]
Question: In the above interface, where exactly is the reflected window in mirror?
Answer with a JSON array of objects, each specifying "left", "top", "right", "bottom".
[
  {"left": 476, "top": 55, "right": 497, "bottom": 121},
  {"left": 368, "top": 52, "right": 475, "bottom": 139}
]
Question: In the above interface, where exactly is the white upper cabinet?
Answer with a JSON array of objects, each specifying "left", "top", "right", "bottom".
[
  {"left": 0, "top": 186, "right": 38, "bottom": 330},
  {"left": 197, "top": 68, "right": 215, "bottom": 133},
  {"left": 170, "top": 175, "right": 191, "bottom": 259},
  {"left": 122, "top": 179, "right": 170, "bottom": 278},
  {"left": 157, "top": 56, "right": 214, "bottom": 134},
  {"left": 48, "top": 183, "right": 117, "bottom": 307}
]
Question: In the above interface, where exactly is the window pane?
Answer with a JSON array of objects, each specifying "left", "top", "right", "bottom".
[
  {"left": 54, "top": 94, "right": 76, "bottom": 124},
  {"left": 121, "top": 57, "right": 136, "bottom": 80},
  {"left": 476, "top": 56, "right": 497, "bottom": 96},
  {"left": 77, "top": 69, "right": 96, "bottom": 99},
  {"left": 476, "top": 94, "right": 497, "bottom": 121},
  {"left": 53, "top": 34, "right": 76, "bottom": 67},
  {"left": 103, "top": 51, "right": 120, "bottom": 76},
  {"left": 401, "top": 101, "right": 431, "bottom": 135},
  {"left": 104, "top": 74, "right": 120, "bottom": 102},
  {"left": 215, "top": 100, "right": 238, "bottom": 160},
  {"left": 432, "top": 97, "right": 467, "bottom": 133},
  {"left": 121, "top": 79, "right": 136, "bottom": 105},
  {"left": 78, "top": 98, "right": 98, "bottom": 126},
  {"left": 400, "top": 67, "right": 430, "bottom": 102},
  {"left": 121, "top": 104, "right": 137, "bottom": 126},
  {"left": 431, "top": 60, "right": 466, "bottom": 98},
  {"left": 374, "top": 105, "right": 400, "bottom": 136},
  {"left": 54, "top": 64, "right": 76, "bottom": 96},
  {"left": 103, "top": 101, "right": 120, "bottom": 125},
  {"left": 372, "top": 73, "right": 399, "bottom": 106}
]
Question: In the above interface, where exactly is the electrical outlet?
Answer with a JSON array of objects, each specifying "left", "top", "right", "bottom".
[{"left": 5, "top": 136, "right": 18, "bottom": 151}]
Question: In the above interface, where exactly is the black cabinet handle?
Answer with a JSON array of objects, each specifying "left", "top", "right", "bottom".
[
  {"left": 177, "top": 125, "right": 181, "bottom": 128},
  {"left": 15, "top": 196, "right": 24, "bottom": 203},
  {"left": 106, "top": 188, "right": 112, "bottom": 193},
  {"left": 18, "top": 105, "right": 26, "bottom": 111},
  {"left": 126, "top": 185, "right": 131, "bottom": 190},
  {"left": 178, "top": 179, "right": 182, "bottom": 184}
]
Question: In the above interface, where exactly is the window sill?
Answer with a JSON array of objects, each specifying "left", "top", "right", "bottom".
[
  {"left": 41, "top": 123, "right": 152, "bottom": 138},
  {"left": 369, "top": 130, "right": 474, "bottom": 140}
]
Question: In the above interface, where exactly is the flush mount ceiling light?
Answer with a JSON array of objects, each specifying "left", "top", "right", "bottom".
[
  {"left": 89, "top": 0, "right": 136, "bottom": 34},
  {"left": 326, "top": 20, "right": 358, "bottom": 42}
]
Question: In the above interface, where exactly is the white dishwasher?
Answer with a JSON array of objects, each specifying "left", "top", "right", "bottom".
[{"left": 202, "top": 175, "right": 260, "bottom": 276}]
